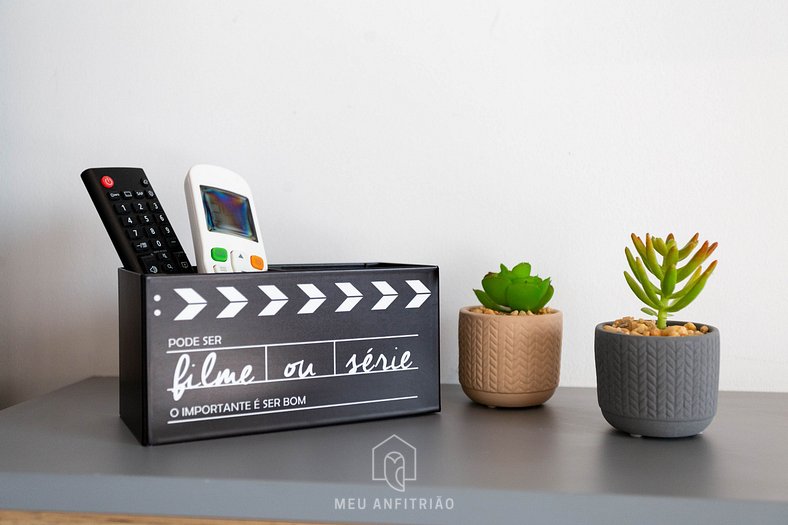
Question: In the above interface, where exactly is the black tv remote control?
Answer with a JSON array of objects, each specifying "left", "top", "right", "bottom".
[{"left": 82, "top": 167, "right": 195, "bottom": 274}]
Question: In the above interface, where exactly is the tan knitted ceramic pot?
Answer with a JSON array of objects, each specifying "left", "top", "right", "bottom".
[{"left": 458, "top": 307, "right": 562, "bottom": 407}]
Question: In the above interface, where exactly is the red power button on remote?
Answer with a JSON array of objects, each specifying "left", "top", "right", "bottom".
[{"left": 100, "top": 175, "right": 114, "bottom": 189}]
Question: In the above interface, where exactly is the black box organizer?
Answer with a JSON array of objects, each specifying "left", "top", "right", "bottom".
[{"left": 118, "top": 263, "right": 440, "bottom": 445}]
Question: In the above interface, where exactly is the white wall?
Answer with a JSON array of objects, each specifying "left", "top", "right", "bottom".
[{"left": 1, "top": 0, "right": 787, "bottom": 407}]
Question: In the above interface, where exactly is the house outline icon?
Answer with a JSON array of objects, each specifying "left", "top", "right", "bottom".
[{"left": 371, "top": 434, "right": 417, "bottom": 490}]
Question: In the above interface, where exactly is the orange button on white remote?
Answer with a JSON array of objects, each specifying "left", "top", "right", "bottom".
[{"left": 250, "top": 255, "right": 265, "bottom": 270}]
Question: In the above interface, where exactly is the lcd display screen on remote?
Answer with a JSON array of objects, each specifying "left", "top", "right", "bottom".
[{"left": 201, "top": 186, "right": 258, "bottom": 241}]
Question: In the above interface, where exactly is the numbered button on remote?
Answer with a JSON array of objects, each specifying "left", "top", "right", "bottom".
[
  {"left": 150, "top": 238, "right": 165, "bottom": 250},
  {"left": 114, "top": 203, "right": 131, "bottom": 214},
  {"left": 139, "top": 214, "right": 153, "bottom": 224},
  {"left": 145, "top": 225, "right": 159, "bottom": 237},
  {"left": 120, "top": 215, "right": 135, "bottom": 226},
  {"left": 126, "top": 227, "right": 142, "bottom": 240},
  {"left": 132, "top": 201, "right": 146, "bottom": 212},
  {"left": 155, "top": 213, "right": 167, "bottom": 224},
  {"left": 148, "top": 201, "right": 161, "bottom": 212},
  {"left": 161, "top": 224, "right": 174, "bottom": 237}
]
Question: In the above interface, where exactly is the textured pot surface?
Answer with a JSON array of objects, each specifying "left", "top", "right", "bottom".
[
  {"left": 594, "top": 322, "right": 720, "bottom": 438},
  {"left": 458, "top": 307, "right": 562, "bottom": 407}
]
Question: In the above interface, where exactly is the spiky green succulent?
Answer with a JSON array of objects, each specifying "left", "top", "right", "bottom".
[
  {"left": 474, "top": 262, "right": 554, "bottom": 314},
  {"left": 625, "top": 233, "right": 718, "bottom": 330}
]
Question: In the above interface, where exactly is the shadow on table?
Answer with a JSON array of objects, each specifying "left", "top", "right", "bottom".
[{"left": 592, "top": 428, "right": 722, "bottom": 498}]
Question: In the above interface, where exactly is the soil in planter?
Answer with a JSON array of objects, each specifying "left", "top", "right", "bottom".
[
  {"left": 604, "top": 316, "right": 709, "bottom": 337},
  {"left": 469, "top": 307, "right": 558, "bottom": 316}
]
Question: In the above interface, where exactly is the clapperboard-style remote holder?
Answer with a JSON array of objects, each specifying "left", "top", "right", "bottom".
[{"left": 118, "top": 262, "right": 440, "bottom": 445}]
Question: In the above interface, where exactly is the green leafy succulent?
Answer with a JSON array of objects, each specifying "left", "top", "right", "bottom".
[
  {"left": 474, "top": 262, "right": 554, "bottom": 314},
  {"left": 625, "top": 233, "right": 718, "bottom": 330}
]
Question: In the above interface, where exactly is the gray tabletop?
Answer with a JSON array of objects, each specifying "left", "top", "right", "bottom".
[{"left": 1, "top": 378, "right": 787, "bottom": 524}]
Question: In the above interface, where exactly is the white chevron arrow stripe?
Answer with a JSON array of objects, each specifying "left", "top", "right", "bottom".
[
  {"left": 371, "top": 281, "right": 398, "bottom": 310},
  {"left": 335, "top": 282, "right": 363, "bottom": 312},
  {"left": 297, "top": 284, "right": 326, "bottom": 314},
  {"left": 258, "top": 285, "right": 288, "bottom": 316},
  {"left": 405, "top": 280, "right": 431, "bottom": 308},
  {"left": 173, "top": 288, "right": 207, "bottom": 321},
  {"left": 216, "top": 286, "right": 248, "bottom": 318}
]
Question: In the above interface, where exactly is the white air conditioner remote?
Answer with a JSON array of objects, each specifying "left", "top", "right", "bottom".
[{"left": 184, "top": 164, "right": 268, "bottom": 273}]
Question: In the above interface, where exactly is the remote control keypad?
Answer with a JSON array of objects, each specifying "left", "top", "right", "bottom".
[{"left": 110, "top": 190, "right": 188, "bottom": 273}]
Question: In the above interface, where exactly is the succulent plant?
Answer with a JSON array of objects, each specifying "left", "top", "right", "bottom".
[
  {"left": 625, "top": 233, "right": 718, "bottom": 330},
  {"left": 474, "top": 262, "right": 554, "bottom": 314}
]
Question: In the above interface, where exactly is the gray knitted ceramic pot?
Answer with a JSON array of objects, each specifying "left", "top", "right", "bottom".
[{"left": 594, "top": 322, "right": 720, "bottom": 438}]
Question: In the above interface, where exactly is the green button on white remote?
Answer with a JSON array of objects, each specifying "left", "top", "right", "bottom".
[{"left": 211, "top": 247, "right": 228, "bottom": 262}]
